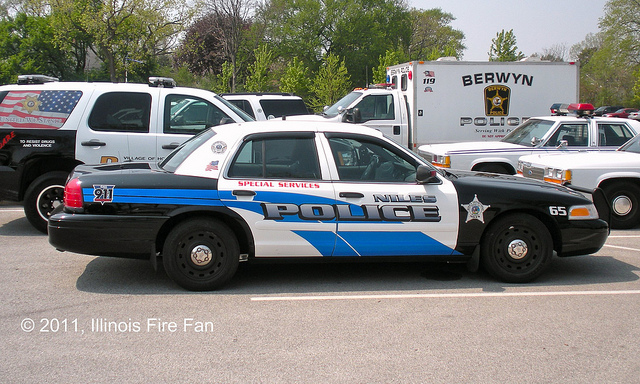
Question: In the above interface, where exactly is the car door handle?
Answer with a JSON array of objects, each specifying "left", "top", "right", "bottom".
[
  {"left": 81, "top": 139, "right": 106, "bottom": 147},
  {"left": 339, "top": 192, "right": 364, "bottom": 198},
  {"left": 232, "top": 190, "right": 256, "bottom": 196},
  {"left": 162, "top": 142, "right": 180, "bottom": 150}
]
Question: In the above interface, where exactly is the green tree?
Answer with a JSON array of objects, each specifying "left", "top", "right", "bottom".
[
  {"left": 372, "top": 50, "right": 400, "bottom": 84},
  {"left": 257, "top": 0, "right": 411, "bottom": 87},
  {"left": 244, "top": 44, "right": 274, "bottom": 92},
  {"left": 408, "top": 8, "right": 465, "bottom": 60},
  {"left": 280, "top": 57, "right": 311, "bottom": 99},
  {"left": 310, "top": 53, "right": 351, "bottom": 112},
  {"left": 488, "top": 29, "right": 524, "bottom": 62}
]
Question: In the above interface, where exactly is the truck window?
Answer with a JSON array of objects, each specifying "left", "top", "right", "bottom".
[
  {"left": 0, "top": 90, "right": 82, "bottom": 129},
  {"left": 354, "top": 95, "right": 395, "bottom": 122},
  {"left": 544, "top": 123, "right": 589, "bottom": 147},
  {"left": 226, "top": 99, "right": 255, "bottom": 119},
  {"left": 597, "top": 123, "right": 635, "bottom": 147},
  {"left": 88, "top": 92, "right": 150, "bottom": 133},
  {"left": 260, "top": 99, "right": 309, "bottom": 118},
  {"left": 401, "top": 74, "right": 408, "bottom": 91},
  {"left": 165, "top": 94, "right": 234, "bottom": 134}
]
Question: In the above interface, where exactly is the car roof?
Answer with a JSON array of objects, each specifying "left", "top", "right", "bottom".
[
  {"left": 214, "top": 119, "right": 386, "bottom": 138},
  {"left": 0, "top": 80, "right": 215, "bottom": 95}
]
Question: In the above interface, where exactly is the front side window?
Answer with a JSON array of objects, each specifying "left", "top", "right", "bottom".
[
  {"left": 327, "top": 135, "right": 417, "bottom": 182},
  {"left": 502, "top": 119, "right": 555, "bottom": 146},
  {"left": 353, "top": 95, "right": 395, "bottom": 122},
  {"left": 88, "top": 92, "right": 150, "bottom": 133},
  {"left": 544, "top": 123, "right": 589, "bottom": 147},
  {"left": 228, "top": 134, "right": 321, "bottom": 180},
  {"left": 165, "top": 94, "right": 233, "bottom": 134},
  {"left": 598, "top": 123, "right": 636, "bottom": 147}
]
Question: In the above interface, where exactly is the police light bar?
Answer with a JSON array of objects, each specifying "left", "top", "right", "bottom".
[
  {"left": 17, "top": 75, "right": 59, "bottom": 84},
  {"left": 148, "top": 77, "right": 177, "bottom": 88},
  {"left": 567, "top": 103, "right": 595, "bottom": 117},
  {"left": 368, "top": 83, "right": 396, "bottom": 89}
]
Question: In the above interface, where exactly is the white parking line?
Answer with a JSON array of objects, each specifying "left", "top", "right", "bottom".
[
  {"left": 251, "top": 290, "right": 640, "bottom": 302},
  {"left": 603, "top": 244, "right": 640, "bottom": 252},
  {"left": 0, "top": 209, "right": 23, "bottom": 213}
]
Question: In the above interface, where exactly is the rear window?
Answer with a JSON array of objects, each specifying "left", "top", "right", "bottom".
[
  {"left": 0, "top": 89, "right": 82, "bottom": 129},
  {"left": 259, "top": 99, "right": 309, "bottom": 118}
]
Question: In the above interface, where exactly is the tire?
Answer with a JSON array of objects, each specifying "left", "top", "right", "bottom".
[
  {"left": 163, "top": 218, "right": 240, "bottom": 291},
  {"left": 602, "top": 182, "right": 640, "bottom": 229},
  {"left": 481, "top": 214, "right": 553, "bottom": 283},
  {"left": 23, "top": 171, "right": 69, "bottom": 233},
  {"left": 473, "top": 163, "right": 511, "bottom": 175}
]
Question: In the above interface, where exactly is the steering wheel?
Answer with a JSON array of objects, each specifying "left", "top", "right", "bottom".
[{"left": 361, "top": 155, "right": 380, "bottom": 180}]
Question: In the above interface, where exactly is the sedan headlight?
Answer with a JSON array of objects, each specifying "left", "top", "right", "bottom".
[
  {"left": 568, "top": 204, "right": 599, "bottom": 220},
  {"left": 543, "top": 167, "right": 571, "bottom": 184}
]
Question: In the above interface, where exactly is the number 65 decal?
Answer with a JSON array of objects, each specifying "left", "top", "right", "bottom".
[{"left": 549, "top": 206, "right": 567, "bottom": 216}]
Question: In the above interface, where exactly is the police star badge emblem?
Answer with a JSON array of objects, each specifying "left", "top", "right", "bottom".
[{"left": 461, "top": 194, "right": 490, "bottom": 223}]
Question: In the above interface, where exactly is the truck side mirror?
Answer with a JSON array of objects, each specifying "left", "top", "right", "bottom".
[
  {"left": 353, "top": 108, "right": 362, "bottom": 123},
  {"left": 416, "top": 165, "right": 440, "bottom": 184}
]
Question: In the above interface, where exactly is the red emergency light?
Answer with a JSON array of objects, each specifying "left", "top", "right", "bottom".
[{"left": 567, "top": 103, "right": 595, "bottom": 117}]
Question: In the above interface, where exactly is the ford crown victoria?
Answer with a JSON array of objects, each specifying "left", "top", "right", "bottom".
[
  {"left": 417, "top": 104, "right": 639, "bottom": 174},
  {"left": 48, "top": 121, "right": 609, "bottom": 290},
  {"left": 518, "top": 133, "right": 640, "bottom": 229}
]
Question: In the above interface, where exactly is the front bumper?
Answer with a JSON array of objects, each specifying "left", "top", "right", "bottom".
[
  {"left": 48, "top": 212, "right": 166, "bottom": 259},
  {"left": 558, "top": 219, "right": 609, "bottom": 257}
]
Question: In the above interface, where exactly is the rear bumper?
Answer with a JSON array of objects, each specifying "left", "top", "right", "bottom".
[{"left": 48, "top": 212, "right": 166, "bottom": 259}]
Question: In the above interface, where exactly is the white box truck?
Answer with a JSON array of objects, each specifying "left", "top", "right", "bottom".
[{"left": 299, "top": 59, "right": 579, "bottom": 151}]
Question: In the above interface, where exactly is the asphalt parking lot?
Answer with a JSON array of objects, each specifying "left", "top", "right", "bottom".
[{"left": 1, "top": 204, "right": 640, "bottom": 383}]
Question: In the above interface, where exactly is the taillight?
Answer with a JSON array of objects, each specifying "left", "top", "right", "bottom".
[{"left": 64, "top": 178, "right": 83, "bottom": 208}]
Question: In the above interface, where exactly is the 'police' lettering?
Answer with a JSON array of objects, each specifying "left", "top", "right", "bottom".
[{"left": 261, "top": 203, "right": 441, "bottom": 222}]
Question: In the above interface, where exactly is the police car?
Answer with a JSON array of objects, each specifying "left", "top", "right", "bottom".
[
  {"left": 518, "top": 133, "right": 640, "bottom": 229},
  {"left": 417, "top": 104, "right": 639, "bottom": 174},
  {"left": 0, "top": 75, "right": 252, "bottom": 232},
  {"left": 48, "top": 121, "right": 609, "bottom": 291}
]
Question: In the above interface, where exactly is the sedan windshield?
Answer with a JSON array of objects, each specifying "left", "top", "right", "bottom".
[{"left": 502, "top": 119, "right": 555, "bottom": 147}]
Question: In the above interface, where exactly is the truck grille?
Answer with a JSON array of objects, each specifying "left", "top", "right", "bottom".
[{"left": 521, "top": 164, "right": 545, "bottom": 180}]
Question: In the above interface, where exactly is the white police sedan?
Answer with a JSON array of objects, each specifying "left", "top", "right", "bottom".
[{"left": 49, "top": 121, "right": 609, "bottom": 290}]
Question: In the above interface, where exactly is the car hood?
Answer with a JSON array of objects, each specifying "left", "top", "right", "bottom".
[
  {"left": 418, "top": 141, "right": 525, "bottom": 155},
  {"left": 519, "top": 151, "right": 640, "bottom": 169}
]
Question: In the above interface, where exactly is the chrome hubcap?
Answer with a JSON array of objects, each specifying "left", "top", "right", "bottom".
[
  {"left": 190, "top": 245, "right": 213, "bottom": 266},
  {"left": 507, "top": 239, "right": 528, "bottom": 260},
  {"left": 612, "top": 195, "right": 632, "bottom": 216}
]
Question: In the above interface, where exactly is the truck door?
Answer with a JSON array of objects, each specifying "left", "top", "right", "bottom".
[
  {"left": 322, "top": 133, "right": 459, "bottom": 256},
  {"left": 76, "top": 90, "right": 157, "bottom": 164},
  {"left": 352, "top": 94, "right": 407, "bottom": 146}
]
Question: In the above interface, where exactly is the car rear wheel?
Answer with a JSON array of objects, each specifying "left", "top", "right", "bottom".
[
  {"left": 602, "top": 182, "right": 640, "bottom": 229},
  {"left": 23, "top": 171, "right": 69, "bottom": 233},
  {"left": 163, "top": 218, "right": 240, "bottom": 291},
  {"left": 481, "top": 214, "right": 553, "bottom": 283}
]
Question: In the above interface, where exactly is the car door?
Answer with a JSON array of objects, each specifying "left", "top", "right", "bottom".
[
  {"left": 352, "top": 94, "right": 406, "bottom": 146},
  {"left": 217, "top": 131, "right": 337, "bottom": 257},
  {"left": 321, "top": 132, "right": 459, "bottom": 257}
]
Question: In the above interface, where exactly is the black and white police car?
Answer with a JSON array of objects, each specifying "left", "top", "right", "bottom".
[{"left": 48, "top": 121, "right": 609, "bottom": 290}]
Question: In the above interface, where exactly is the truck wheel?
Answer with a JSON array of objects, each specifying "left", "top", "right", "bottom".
[
  {"left": 163, "top": 218, "right": 240, "bottom": 291},
  {"left": 473, "top": 163, "right": 511, "bottom": 174},
  {"left": 24, "top": 171, "right": 69, "bottom": 233},
  {"left": 602, "top": 182, "right": 640, "bottom": 229},
  {"left": 481, "top": 214, "right": 553, "bottom": 283}
]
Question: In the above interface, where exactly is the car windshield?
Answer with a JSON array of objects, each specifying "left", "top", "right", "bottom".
[
  {"left": 501, "top": 119, "right": 555, "bottom": 147},
  {"left": 323, "top": 91, "right": 362, "bottom": 117},
  {"left": 159, "top": 128, "right": 217, "bottom": 172},
  {"left": 619, "top": 134, "right": 640, "bottom": 153}
]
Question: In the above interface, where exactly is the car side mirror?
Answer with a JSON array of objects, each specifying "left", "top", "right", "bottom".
[
  {"left": 557, "top": 140, "right": 568, "bottom": 149},
  {"left": 416, "top": 165, "right": 440, "bottom": 184}
]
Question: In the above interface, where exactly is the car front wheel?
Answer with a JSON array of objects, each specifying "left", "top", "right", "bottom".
[
  {"left": 481, "top": 214, "right": 553, "bottom": 283},
  {"left": 163, "top": 218, "right": 240, "bottom": 291}
]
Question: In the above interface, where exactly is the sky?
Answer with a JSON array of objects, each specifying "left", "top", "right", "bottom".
[{"left": 408, "top": 0, "right": 609, "bottom": 61}]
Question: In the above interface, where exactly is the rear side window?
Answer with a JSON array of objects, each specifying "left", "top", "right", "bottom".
[
  {"left": 259, "top": 99, "right": 309, "bottom": 118},
  {"left": 598, "top": 123, "right": 635, "bottom": 147},
  {"left": 165, "top": 94, "right": 234, "bottom": 134},
  {"left": 226, "top": 99, "right": 255, "bottom": 119},
  {"left": 89, "top": 92, "right": 150, "bottom": 133},
  {"left": 0, "top": 89, "right": 82, "bottom": 129}
]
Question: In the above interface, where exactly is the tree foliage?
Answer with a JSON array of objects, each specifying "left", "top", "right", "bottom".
[
  {"left": 408, "top": 8, "right": 464, "bottom": 60},
  {"left": 488, "top": 29, "right": 524, "bottom": 62},
  {"left": 310, "top": 53, "right": 351, "bottom": 112}
]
